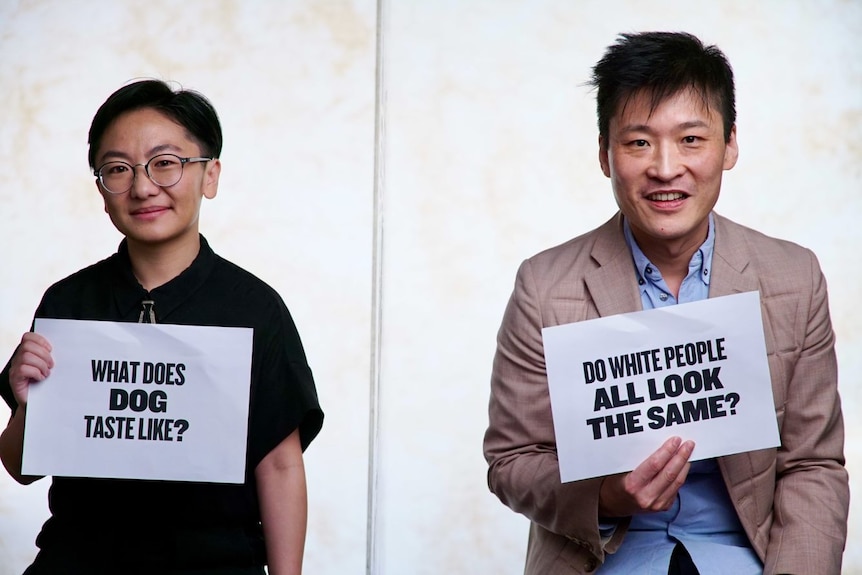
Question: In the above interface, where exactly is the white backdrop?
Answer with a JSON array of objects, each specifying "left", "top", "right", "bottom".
[{"left": 0, "top": 1, "right": 859, "bottom": 574}]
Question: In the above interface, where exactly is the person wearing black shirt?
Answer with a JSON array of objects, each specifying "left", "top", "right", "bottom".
[{"left": 0, "top": 80, "right": 323, "bottom": 575}]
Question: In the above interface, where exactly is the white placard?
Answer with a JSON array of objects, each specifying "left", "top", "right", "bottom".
[
  {"left": 22, "top": 319, "right": 253, "bottom": 484},
  {"left": 542, "top": 291, "right": 779, "bottom": 483}
]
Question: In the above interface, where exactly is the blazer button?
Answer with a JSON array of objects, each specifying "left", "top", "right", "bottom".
[{"left": 584, "top": 558, "right": 598, "bottom": 572}]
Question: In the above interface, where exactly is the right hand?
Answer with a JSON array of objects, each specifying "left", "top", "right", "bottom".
[
  {"left": 8, "top": 332, "right": 54, "bottom": 407},
  {"left": 598, "top": 436, "right": 695, "bottom": 518}
]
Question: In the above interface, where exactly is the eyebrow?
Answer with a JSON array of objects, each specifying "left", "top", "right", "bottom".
[
  {"left": 619, "top": 120, "right": 711, "bottom": 134},
  {"left": 98, "top": 143, "right": 183, "bottom": 164}
]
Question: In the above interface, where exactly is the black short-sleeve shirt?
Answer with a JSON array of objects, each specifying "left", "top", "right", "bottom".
[{"left": 0, "top": 236, "right": 323, "bottom": 572}]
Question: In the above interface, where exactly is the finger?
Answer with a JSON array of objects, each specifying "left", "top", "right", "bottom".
[
  {"left": 12, "top": 360, "right": 52, "bottom": 384},
  {"left": 653, "top": 460, "right": 692, "bottom": 510},
  {"left": 22, "top": 331, "right": 53, "bottom": 352},
  {"left": 649, "top": 440, "right": 695, "bottom": 505},
  {"left": 18, "top": 334, "right": 55, "bottom": 369},
  {"left": 628, "top": 436, "right": 683, "bottom": 489},
  {"left": 13, "top": 349, "right": 54, "bottom": 379},
  {"left": 628, "top": 439, "right": 694, "bottom": 506}
]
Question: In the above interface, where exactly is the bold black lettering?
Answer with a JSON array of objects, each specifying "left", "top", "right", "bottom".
[
  {"left": 663, "top": 374, "right": 684, "bottom": 397},
  {"left": 647, "top": 378, "right": 665, "bottom": 400},
  {"left": 153, "top": 362, "right": 166, "bottom": 384},
  {"left": 701, "top": 367, "right": 723, "bottom": 390},
  {"left": 91, "top": 360, "right": 110, "bottom": 382},
  {"left": 142, "top": 362, "right": 154, "bottom": 384},
  {"left": 174, "top": 363, "right": 186, "bottom": 385},
  {"left": 647, "top": 406, "right": 665, "bottom": 429},
  {"left": 665, "top": 403, "right": 685, "bottom": 426},
  {"left": 103, "top": 416, "right": 116, "bottom": 439},
  {"left": 682, "top": 370, "right": 703, "bottom": 394},
  {"left": 715, "top": 338, "right": 727, "bottom": 361},
  {"left": 93, "top": 416, "right": 105, "bottom": 438},
  {"left": 129, "top": 361, "right": 141, "bottom": 383},
  {"left": 593, "top": 387, "right": 613, "bottom": 411},
  {"left": 149, "top": 390, "right": 168, "bottom": 413},
  {"left": 128, "top": 389, "right": 148, "bottom": 412},
  {"left": 608, "top": 355, "right": 625, "bottom": 379},
  {"left": 583, "top": 361, "right": 596, "bottom": 384},
  {"left": 109, "top": 388, "right": 128, "bottom": 410},
  {"left": 709, "top": 394, "right": 728, "bottom": 417},
  {"left": 586, "top": 417, "right": 605, "bottom": 439},
  {"left": 681, "top": 398, "right": 710, "bottom": 422}
]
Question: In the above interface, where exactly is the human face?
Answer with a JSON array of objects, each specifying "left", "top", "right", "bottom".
[
  {"left": 599, "top": 89, "right": 738, "bottom": 258},
  {"left": 94, "top": 108, "right": 220, "bottom": 252}
]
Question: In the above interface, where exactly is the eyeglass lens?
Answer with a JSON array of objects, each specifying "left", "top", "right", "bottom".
[{"left": 98, "top": 154, "right": 185, "bottom": 194}]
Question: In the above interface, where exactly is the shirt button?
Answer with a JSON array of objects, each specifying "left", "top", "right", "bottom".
[
  {"left": 703, "top": 268, "right": 709, "bottom": 276},
  {"left": 659, "top": 293, "right": 668, "bottom": 301},
  {"left": 584, "top": 558, "right": 598, "bottom": 572},
  {"left": 638, "top": 278, "right": 645, "bottom": 285},
  {"left": 645, "top": 266, "right": 653, "bottom": 274}
]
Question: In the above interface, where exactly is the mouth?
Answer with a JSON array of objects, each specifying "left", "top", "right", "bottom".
[
  {"left": 130, "top": 206, "right": 169, "bottom": 217},
  {"left": 645, "top": 191, "right": 688, "bottom": 202}
]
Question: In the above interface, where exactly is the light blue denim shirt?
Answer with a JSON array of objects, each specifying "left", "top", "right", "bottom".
[{"left": 599, "top": 214, "right": 762, "bottom": 575}]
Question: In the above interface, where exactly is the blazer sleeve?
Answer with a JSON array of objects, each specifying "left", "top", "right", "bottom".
[
  {"left": 764, "top": 250, "right": 849, "bottom": 575},
  {"left": 483, "top": 258, "right": 627, "bottom": 561}
]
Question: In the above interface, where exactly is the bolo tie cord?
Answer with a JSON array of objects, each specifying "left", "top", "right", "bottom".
[{"left": 139, "top": 299, "right": 156, "bottom": 324}]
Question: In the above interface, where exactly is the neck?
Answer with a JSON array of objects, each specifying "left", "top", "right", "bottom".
[{"left": 127, "top": 235, "right": 201, "bottom": 292}]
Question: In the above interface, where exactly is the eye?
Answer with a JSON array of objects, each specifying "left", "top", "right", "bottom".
[
  {"left": 682, "top": 135, "right": 699, "bottom": 144},
  {"left": 630, "top": 139, "right": 649, "bottom": 147},
  {"left": 104, "top": 163, "right": 129, "bottom": 175},
  {"left": 153, "top": 156, "right": 180, "bottom": 169}
]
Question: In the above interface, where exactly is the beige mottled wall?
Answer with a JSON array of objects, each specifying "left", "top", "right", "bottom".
[{"left": 0, "top": 1, "right": 859, "bottom": 574}]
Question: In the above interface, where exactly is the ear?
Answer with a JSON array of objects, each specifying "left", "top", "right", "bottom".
[
  {"left": 202, "top": 159, "right": 221, "bottom": 200},
  {"left": 598, "top": 135, "right": 611, "bottom": 178},
  {"left": 723, "top": 124, "right": 738, "bottom": 171}
]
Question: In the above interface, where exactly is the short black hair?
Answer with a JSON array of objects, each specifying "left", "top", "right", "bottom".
[
  {"left": 590, "top": 32, "right": 736, "bottom": 145},
  {"left": 88, "top": 79, "right": 223, "bottom": 170}
]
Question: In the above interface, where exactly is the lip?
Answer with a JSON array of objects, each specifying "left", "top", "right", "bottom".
[{"left": 130, "top": 205, "right": 170, "bottom": 218}]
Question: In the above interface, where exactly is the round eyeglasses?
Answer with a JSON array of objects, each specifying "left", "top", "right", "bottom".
[{"left": 94, "top": 154, "right": 213, "bottom": 195}]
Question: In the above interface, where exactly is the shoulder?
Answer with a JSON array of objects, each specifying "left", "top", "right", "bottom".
[
  {"left": 512, "top": 215, "right": 624, "bottom": 298},
  {"left": 717, "top": 215, "right": 816, "bottom": 259},
  {"left": 524, "top": 215, "right": 622, "bottom": 276},
  {"left": 38, "top": 254, "right": 119, "bottom": 314},
  {"left": 208, "top": 255, "right": 296, "bottom": 326},
  {"left": 212, "top": 255, "right": 284, "bottom": 306},
  {"left": 714, "top": 215, "right": 824, "bottom": 284}
]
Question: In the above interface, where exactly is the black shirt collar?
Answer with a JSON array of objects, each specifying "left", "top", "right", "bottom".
[{"left": 111, "top": 235, "right": 216, "bottom": 323}]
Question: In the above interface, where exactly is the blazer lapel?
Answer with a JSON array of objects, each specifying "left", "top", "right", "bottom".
[
  {"left": 709, "top": 213, "right": 759, "bottom": 298},
  {"left": 584, "top": 214, "right": 642, "bottom": 318}
]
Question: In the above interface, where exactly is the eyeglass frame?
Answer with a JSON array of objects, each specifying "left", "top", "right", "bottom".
[{"left": 94, "top": 154, "right": 214, "bottom": 195}]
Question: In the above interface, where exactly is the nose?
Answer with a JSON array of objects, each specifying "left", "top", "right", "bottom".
[
  {"left": 646, "top": 143, "right": 685, "bottom": 182},
  {"left": 128, "top": 163, "right": 160, "bottom": 199}
]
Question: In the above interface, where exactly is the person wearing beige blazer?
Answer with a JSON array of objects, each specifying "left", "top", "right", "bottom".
[{"left": 484, "top": 32, "right": 849, "bottom": 575}]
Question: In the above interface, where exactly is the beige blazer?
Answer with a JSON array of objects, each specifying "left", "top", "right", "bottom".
[{"left": 484, "top": 213, "right": 849, "bottom": 575}]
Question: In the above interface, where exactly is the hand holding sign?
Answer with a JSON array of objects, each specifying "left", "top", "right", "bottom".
[
  {"left": 6, "top": 332, "right": 54, "bottom": 407},
  {"left": 598, "top": 436, "right": 695, "bottom": 518}
]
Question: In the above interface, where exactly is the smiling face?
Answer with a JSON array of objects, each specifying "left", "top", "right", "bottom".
[
  {"left": 599, "top": 88, "right": 738, "bottom": 259},
  {"left": 94, "top": 107, "right": 220, "bottom": 254}
]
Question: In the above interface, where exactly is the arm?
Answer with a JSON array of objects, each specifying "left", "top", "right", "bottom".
[
  {"left": 0, "top": 332, "right": 53, "bottom": 484},
  {"left": 255, "top": 428, "right": 307, "bottom": 575},
  {"left": 764, "top": 253, "right": 848, "bottom": 575}
]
